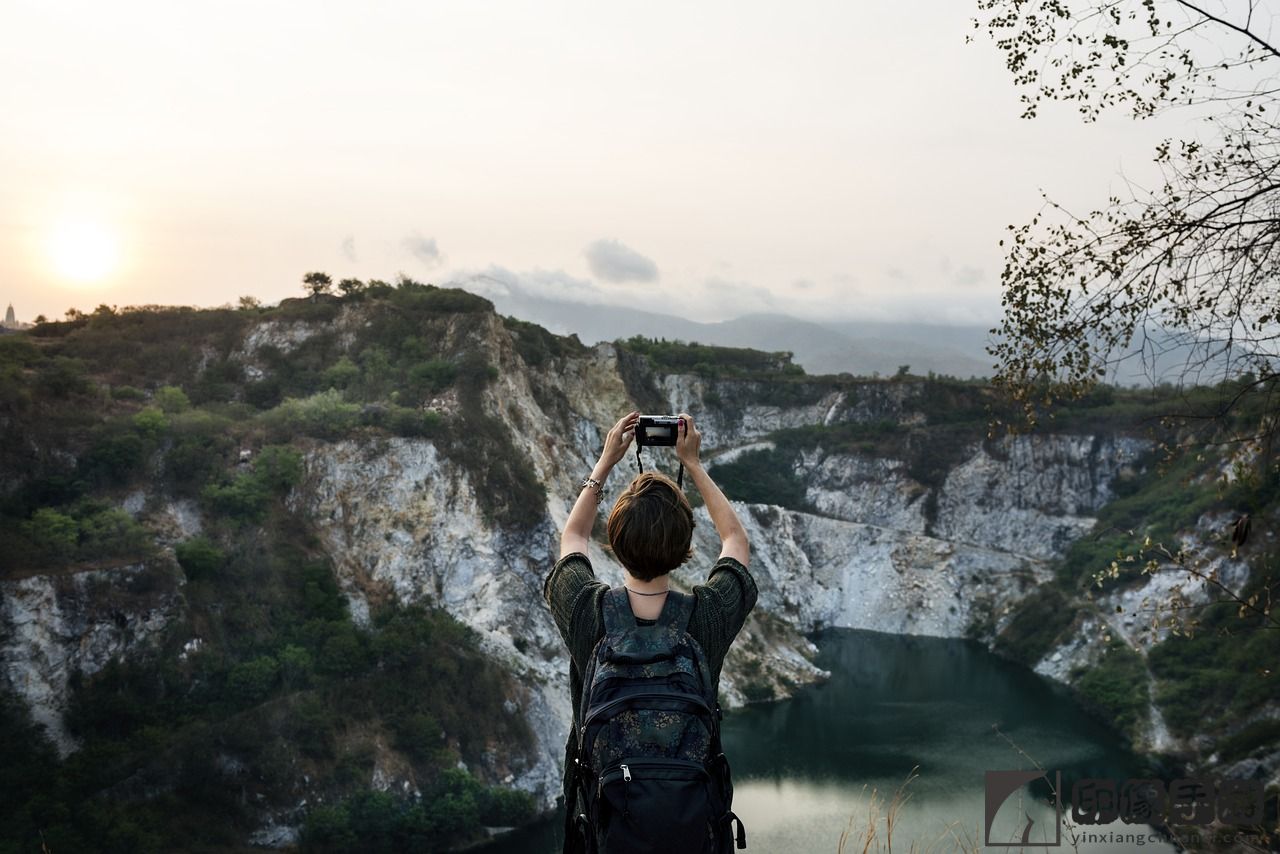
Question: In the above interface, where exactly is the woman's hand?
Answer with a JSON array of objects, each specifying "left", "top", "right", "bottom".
[
  {"left": 599, "top": 410, "right": 640, "bottom": 468},
  {"left": 675, "top": 411, "right": 701, "bottom": 467}
]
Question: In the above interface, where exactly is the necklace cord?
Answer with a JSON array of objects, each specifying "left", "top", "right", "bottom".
[{"left": 624, "top": 585, "right": 669, "bottom": 596}]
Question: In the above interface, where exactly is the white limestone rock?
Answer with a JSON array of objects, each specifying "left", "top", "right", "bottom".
[{"left": 0, "top": 562, "right": 183, "bottom": 756}]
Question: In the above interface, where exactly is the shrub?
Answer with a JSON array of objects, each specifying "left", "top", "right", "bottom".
[
  {"left": 302, "top": 804, "right": 357, "bottom": 851},
  {"left": 709, "top": 448, "right": 810, "bottom": 511},
  {"left": 38, "top": 356, "right": 90, "bottom": 397},
  {"left": 278, "top": 644, "right": 314, "bottom": 689},
  {"left": 318, "top": 626, "right": 370, "bottom": 677},
  {"left": 244, "top": 377, "right": 283, "bottom": 409},
  {"left": 78, "top": 507, "right": 152, "bottom": 558},
  {"left": 252, "top": 445, "right": 304, "bottom": 491},
  {"left": 993, "top": 587, "right": 1078, "bottom": 665},
  {"left": 481, "top": 785, "right": 536, "bottom": 826},
  {"left": 384, "top": 406, "right": 443, "bottom": 438},
  {"left": 174, "top": 536, "right": 225, "bottom": 581},
  {"left": 154, "top": 385, "right": 191, "bottom": 414},
  {"left": 322, "top": 356, "right": 360, "bottom": 390},
  {"left": 163, "top": 410, "right": 235, "bottom": 494},
  {"left": 392, "top": 712, "right": 444, "bottom": 763},
  {"left": 202, "top": 474, "right": 271, "bottom": 521},
  {"left": 132, "top": 406, "right": 169, "bottom": 440},
  {"left": 227, "top": 655, "right": 279, "bottom": 706},
  {"left": 261, "top": 389, "right": 361, "bottom": 440},
  {"left": 79, "top": 423, "right": 147, "bottom": 486},
  {"left": 201, "top": 445, "right": 302, "bottom": 522},
  {"left": 407, "top": 359, "right": 457, "bottom": 396},
  {"left": 1073, "top": 641, "right": 1149, "bottom": 739},
  {"left": 502, "top": 315, "right": 588, "bottom": 367},
  {"left": 1216, "top": 718, "right": 1280, "bottom": 762},
  {"left": 111, "top": 385, "right": 147, "bottom": 401},
  {"left": 22, "top": 507, "right": 78, "bottom": 559},
  {"left": 617, "top": 335, "right": 797, "bottom": 378}
]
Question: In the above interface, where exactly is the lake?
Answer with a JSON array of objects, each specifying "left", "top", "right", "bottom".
[{"left": 483, "top": 629, "right": 1177, "bottom": 853}]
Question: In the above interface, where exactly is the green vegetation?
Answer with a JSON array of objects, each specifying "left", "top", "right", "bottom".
[
  {"left": 8, "top": 500, "right": 156, "bottom": 568},
  {"left": 301, "top": 769, "right": 536, "bottom": 853},
  {"left": 1071, "top": 641, "right": 1150, "bottom": 740},
  {"left": 0, "top": 282, "right": 560, "bottom": 851},
  {"left": 992, "top": 587, "right": 1078, "bottom": 667},
  {"left": 0, "top": 538, "right": 535, "bottom": 852},
  {"left": 173, "top": 536, "right": 225, "bottom": 580},
  {"left": 200, "top": 445, "right": 303, "bottom": 523},
  {"left": 1215, "top": 718, "right": 1280, "bottom": 764},
  {"left": 503, "top": 315, "right": 589, "bottom": 368},
  {"left": 1147, "top": 553, "right": 1280, "bottom": 739},
  {"left": 4, "top": 276, "right": 1276, "bottom": 847},
  {"left": 708, "top": 447, "right": 811, "bottom": 510},
  {"left": 985, "top": 379, "right": 1280, "bottom": 762},
  {"left": 617, "top": 335, "right": 802, "bottom": 379}
]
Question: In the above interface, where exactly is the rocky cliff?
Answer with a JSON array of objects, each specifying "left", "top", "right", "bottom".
[{"left": 0, "top": 296, "right": 1195, "bottom": 846}]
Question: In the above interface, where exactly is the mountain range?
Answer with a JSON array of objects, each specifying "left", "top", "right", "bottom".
[{"left": 450, "top": 272, "right": 1264, "bottom": 387}]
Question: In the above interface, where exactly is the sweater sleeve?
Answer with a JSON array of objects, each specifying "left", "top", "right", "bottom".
[
  {"left": 690, "top": 555, "right": 758, "bottom": 680},
  {"left": 543, "top": 551, "right": 607, "bottom": 673}
]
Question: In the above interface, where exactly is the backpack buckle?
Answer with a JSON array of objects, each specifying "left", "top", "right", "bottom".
[{"left": 724, "top": 811, "right": 747, "bottom": 849}]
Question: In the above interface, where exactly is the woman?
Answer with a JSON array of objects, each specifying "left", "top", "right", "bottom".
[{"left": 543, "top": 410, "right": 756, "bottom": 853}]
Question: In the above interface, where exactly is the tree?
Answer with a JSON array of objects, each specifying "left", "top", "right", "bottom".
[
  {"left": 302, "top": 271, "right": 333, "bottom": 300},
  {"left": 154, "top": 385, "right": 191, "bottom": 414},
  {"left": 337, "top": 277, "right": 366, "bottom": 298},
  {"left": 973, "top": 1, "right": 1280, "bottom": 640},
  {"left": 972, "top": 0, "right": 1280, "bottom": 456},
  {"left": 237, "top": 295, "right": 261, "bottom": 311}
]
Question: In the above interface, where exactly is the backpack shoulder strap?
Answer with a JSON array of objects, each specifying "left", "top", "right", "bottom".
[
  {"left": 655, "top": 589, "right": 694, "bottom": 646},
  {"left": 601, "top": 586, "right": 633, "bottom": 638}
]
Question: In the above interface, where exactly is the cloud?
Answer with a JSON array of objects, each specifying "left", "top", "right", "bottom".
[
  {"left": 341, "top": 235, "right": 357, "bottom": 262},
  {"left": 449, "top": 265, "right": 604, "bottom": 304},
  {"left": 793, "top": 278, "right": 815, "bottom": 291},
  {"left": 584, "top": 239, "right": 659, "bottom": 283},
  {"left": 402, "top": 232, "right": 442, "bottom": 268}
]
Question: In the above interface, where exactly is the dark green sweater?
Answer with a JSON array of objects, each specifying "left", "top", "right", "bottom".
[{"left": 541, "top": 551, "right": 758, "bottom": 851}]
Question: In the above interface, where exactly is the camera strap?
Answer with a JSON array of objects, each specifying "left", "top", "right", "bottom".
[{"left": 635, "top": 445, "right": 684, "bottom": 489}]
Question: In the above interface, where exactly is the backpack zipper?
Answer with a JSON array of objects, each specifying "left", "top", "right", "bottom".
[
  {"left": 582, "top": 690, "right": 712, "bottom": 731},
  {"left": 595, "top": 758, "right": 713, "bottom": 822},
  {"left": 599, "top": 756, "right": 712, "bottom": 787}
]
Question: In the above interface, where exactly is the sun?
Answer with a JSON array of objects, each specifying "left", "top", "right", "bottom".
[{"left": 46, "top": 219, "right": 121, "bottom": 284}]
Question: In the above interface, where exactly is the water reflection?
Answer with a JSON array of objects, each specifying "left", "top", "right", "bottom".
[{"left": 484, "top": 629, "right": 1176, "bottom": 853}]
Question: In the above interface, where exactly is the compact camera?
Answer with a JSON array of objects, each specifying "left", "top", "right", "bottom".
[{"left": 635, "top": 415, "right": 683, "bottom": 447}]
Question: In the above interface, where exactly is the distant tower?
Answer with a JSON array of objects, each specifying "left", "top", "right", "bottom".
[{"left": 3, "top": 304, "right": 14, "bottom": 328}]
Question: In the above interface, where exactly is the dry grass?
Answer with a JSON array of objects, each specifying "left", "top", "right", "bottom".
[{"left": 835, "top": 766, "right": 983, "bottom": 854}]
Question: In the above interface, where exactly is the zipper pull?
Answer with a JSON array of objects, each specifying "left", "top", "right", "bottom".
[{"left": 621, "top": 764, "right": 632, "bottom": 782}]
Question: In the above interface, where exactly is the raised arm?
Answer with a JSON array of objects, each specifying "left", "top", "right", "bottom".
[
  {"left": 675, "top": 412, "right": 750, "bottom": 566},
  {"left": 560, "top": 410, "right": 640, "bottom": 559}
]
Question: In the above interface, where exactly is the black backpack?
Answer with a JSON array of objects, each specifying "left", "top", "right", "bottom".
[{"left": 572, "top": 586, "right": 747, "bottom": 853}]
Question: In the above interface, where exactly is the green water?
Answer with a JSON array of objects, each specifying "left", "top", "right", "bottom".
[{"left": 484, "top": 629, "right": 1177, "bottom": 853}]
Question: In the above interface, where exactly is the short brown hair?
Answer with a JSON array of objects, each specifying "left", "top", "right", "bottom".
[{"left": 606, "top": 472, "right": 695, "bottom": 582}]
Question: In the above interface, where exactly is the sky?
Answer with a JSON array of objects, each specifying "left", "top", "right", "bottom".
[{"left": 1, "top": 0, "right": 1203, "bottom": 327}]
